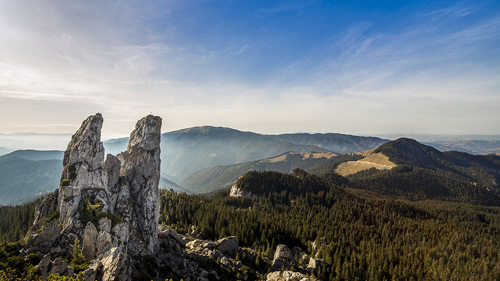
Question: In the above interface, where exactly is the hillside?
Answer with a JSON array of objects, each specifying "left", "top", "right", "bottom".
[
  {"left": 0, "top": 158, "right": 62, "bottom": 205},
  {"left": 161, "top": 126, "right": 333, "bottom": 182},
  {"left": 343, "top": 138, "right": 500, "bottom": 205},
  {"left": 102, "top": 126, "right": 388, "bottom": 184},
  {"left": 161, "top": 171, "right": 500, "bottom": 281},
  {"left": 0, "top": 150, "right": 64, "bottom": 205},
  {"left": 0, "top": 149, "right": 63, "bottom": 164},
  {"left": 0, "top": 147, "right": 10, "bottom": 157},
  {"left": 230, "top": 169, "right": 336, "bottom": 196},
  {"left": 181, "top": 151, "right": 339, "bottom": 193}
]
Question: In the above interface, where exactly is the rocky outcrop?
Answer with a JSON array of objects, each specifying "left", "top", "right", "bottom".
[
  {"left": 216, "top": 236, "right": 238, "bottom": 256},
  {"left": 307, "top": 257, "right": 325, "bottom": 272},
  {"left": 22, "top": 113, "right": 322, "bottom": 281},
  {"left": 82, "top": 222, "right": 98, "bottom": 261},
  {"left": 229, "top": 180, "right": 253, "bottom": 197},
  {"left": 271, "top": 244, "right": 295, "bottom": 271},
  {"left": 29, "top": 190, "right": 59, "bottom": 236},
  {"left": 58, "top": 114, "right": 106, "bottom": 231},
  {"left": 117, "top": 115, "right": 162, "bottom": 255},
  {"left": 25, "top": 113, "right": 162, "bottom": 281},
  {"left": 266, "top": 271, "right": 312, "bottom": 281},
  {"left": 25, "top": 222, "right": 62, "bottom": 254}
]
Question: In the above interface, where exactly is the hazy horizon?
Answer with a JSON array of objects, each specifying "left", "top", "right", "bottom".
[
  {"left": 1, "top": 1, "right": 499, "bottom": 136},
  {"left": 2, "top": 125, "right": 500, "bottom": 151}
]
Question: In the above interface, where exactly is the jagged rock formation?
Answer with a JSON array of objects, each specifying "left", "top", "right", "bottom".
[{"left": 26, "top": 113, "right": 162, "bottom": 280}]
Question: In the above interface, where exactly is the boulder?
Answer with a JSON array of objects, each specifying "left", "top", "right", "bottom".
[
  {"left": 96, "top": 231, "right": 112, "bottom": 258},
  {"left": 99, "top": 217, "right": 112, "bottom": 233},
  {"left": 307, "top": 257, "right": 325, "bottom": 272},
  {"left": 158, "top": 225, "right": 185, "bottom": 246},
  {"left": 267, "top": 271, "right": 311, "bottom": 281},
  {"left": 49, "top": 257, "right": 68, "bottom": 276},
  {"left": 100, "top": 247, "right": 131, "bottom": 281},
  {"left": 216, "top": 236, "right": 239, "bottom": 256},
  {"left": 26, "top": 221, "right": 61, "bottom": 254},
  {"left": 82, "top": 222, "right": 98, "bottom": 261},
  {"left": 36, "top": 254, "right": 52, "bottom": 280},
  {"left": 271, "top": 244, "right": 294, "bottom": 271}
]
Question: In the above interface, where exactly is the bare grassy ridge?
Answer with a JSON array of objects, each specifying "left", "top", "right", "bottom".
[{"left": 336, "top": 152, "right": 396, "bottom": 176}]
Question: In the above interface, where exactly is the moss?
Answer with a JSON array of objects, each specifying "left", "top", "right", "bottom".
[
  {"left": 60, "top": 179, "right": 70, "bottom": 187},
  {"left": 43, "top": 210, "right": 60, "bottom": 225}
]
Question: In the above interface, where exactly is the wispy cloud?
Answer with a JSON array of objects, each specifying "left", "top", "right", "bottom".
[{"left": 0, "top": 1, "right": 499, "bottom": 135}]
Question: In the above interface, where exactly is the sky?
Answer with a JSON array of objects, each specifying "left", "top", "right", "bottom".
[{"left": 0, "top": 0, "right": 499, "bottom": 137}]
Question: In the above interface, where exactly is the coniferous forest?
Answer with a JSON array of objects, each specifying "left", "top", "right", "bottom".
[
  {"left": 1, "top": 168, "right": 500, "bottom": 280},
  {"left": 160, "top": 170, "right": 500, "bottom": 281}
]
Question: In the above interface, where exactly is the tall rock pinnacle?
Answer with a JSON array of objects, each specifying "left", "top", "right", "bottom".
[
  {"left": 28, "top": 113, "right": 163, "bottom": 280},
  {"left": 118, "top": 115, "right": 162, "bottom": 254},
  {"left": 58, "top": 113, "right": 106, "bottom": 229}
]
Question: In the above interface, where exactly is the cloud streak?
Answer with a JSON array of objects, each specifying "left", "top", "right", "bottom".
[{"left": 0, "top": 0, "right": 499, "bottom": 136}]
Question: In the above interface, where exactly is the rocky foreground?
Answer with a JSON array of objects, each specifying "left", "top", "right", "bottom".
[{"left": 20, "top": 114, "right": 320, "bottom": 281}]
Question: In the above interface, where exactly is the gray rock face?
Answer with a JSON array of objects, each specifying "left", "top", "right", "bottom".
[
  {"left": 61, "top": 113, "right": 105, "bottom": 187},
  {"left": 117, "top": 115, "right": 162, "bottom": 254},
  {"left": 82, "top": 222, "right": 98, "bottom": 261},
  {"left": 307, "top": 257, "right": 324, "bottom": 272},
  {"left": 28, "top": 190, "right": 58, "bottom": 236},
  {"left": 49, "top": 258, "right": 68, "bottom": 276},
  {"left": 26, "top": 222, "right": 62, "bottom": 254},
  {"left": 216, "top": 236, "right": 239, "bottom": 256},
  {"left": 100, "top": 247, "right": 131, "bottom": 281},
  {"left": 58, "top": 113, "right": 106, "bottom": 230},
  {"left": 229, "top": 180, "right": 252, "bottom": 197},
  {"left": 271, "top": 244, "right": 294, "bottom": 271},
  {"left": 266, "top": 271, "right": 311, "bottom": 281}
]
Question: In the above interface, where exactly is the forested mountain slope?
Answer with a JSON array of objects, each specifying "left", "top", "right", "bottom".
[{"left": 342, "top": 138, "right": 500, "bottom": 205}]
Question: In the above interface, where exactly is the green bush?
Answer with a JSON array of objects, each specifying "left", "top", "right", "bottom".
[
  {"left": 26, "top": 253, "right": 41, "bottom": 266},
  {"left": 43, "top": 210, "right": 60, "bottom": 225},
  {"left": 78, "top": 198, "right": 121, "bottom": 228},
  {"left": 66, "top": 164, "right": 77, "bottom": 180},
  {"left": 69, "top": 239, "right": 88, "bottom": 273}
]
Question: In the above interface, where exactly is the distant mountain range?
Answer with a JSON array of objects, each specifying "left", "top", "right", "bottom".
[
  {"left": 104, "top": 126, "right": 388, "bottom": 185},
  {"left": 2, "top": 126, "right": 500, "bottom": 205},
  {"left": 0, "top": 150, "right": 63, "bottom": 205},
  {"left": 0, "top": 126, "right": 387, "bottom": 204}
]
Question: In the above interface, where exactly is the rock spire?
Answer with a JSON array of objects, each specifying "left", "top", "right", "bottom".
[{"left": 29, "top": 113, "right": 162, "bottom": 280}]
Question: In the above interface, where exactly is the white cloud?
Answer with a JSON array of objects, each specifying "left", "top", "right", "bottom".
[{"left": 0, "top": 1, "right": 499, "bottom": 136}]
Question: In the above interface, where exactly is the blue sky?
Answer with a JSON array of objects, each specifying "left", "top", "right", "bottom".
[{"left": 0, "top": 0, "right": 499, "bottom": 136}]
